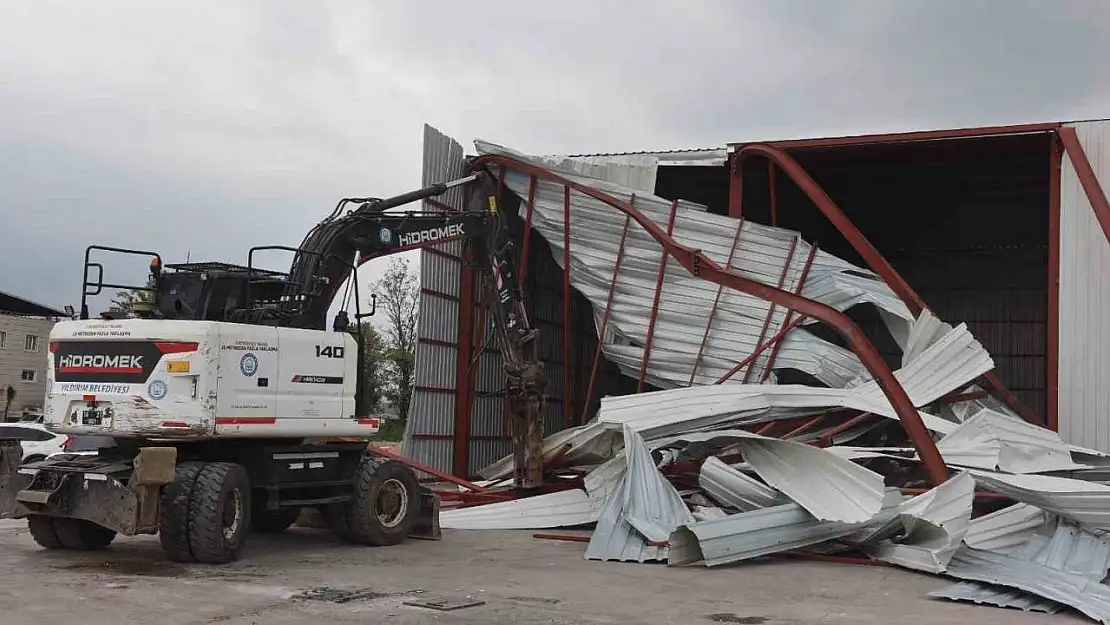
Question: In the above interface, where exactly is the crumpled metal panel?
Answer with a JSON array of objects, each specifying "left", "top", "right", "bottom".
[
  {"left": 584, "top": 426, "right": 695, "bottom": 562},
  {"left": 936, "top": 408, "right": 1087, "bottom": 473},
  {"left": 476, "top": 227, "right": 993, "bottom": 484},
  {"left": 863, "top": 472, "right": 975, "bottom": 573},
  {"left": 962, "top": 503, "right": 1047, "bottom": 554},
  {"left": 930, "top": 581, "right": 1063, "bottom": 614},
  {"left": 733, "top": 434, "right": 886, "bottom": 524},
  {"left": 698, "top": 456, "right": 790, "bottom": 512},
  {"left": 934, "top": 516, "right": 1110, "bottom": 622},
  {"left": 438, "top": 488, "right": 601, "bottom": 530},
  {"left": 969, "top": 470, "right": 1110, "bottom": 532},
  {"left": 668, "top": 488, "right": 903, "bottom": 567},
  {"left": 474, "top": 139, "right": 915, "bottom": 389}
]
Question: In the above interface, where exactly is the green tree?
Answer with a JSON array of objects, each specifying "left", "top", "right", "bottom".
[
  {"left": 371, "top": 258, "right": 419, "bottom": 423},
  {"left": 348, "top": 321, "right": 387, "bottom": 415},
  {"left": 109, "top": 275, "right": 157, "bottom": 316}
]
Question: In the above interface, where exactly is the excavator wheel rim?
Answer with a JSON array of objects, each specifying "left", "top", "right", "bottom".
[{"left": 376, "top": 478, "right": 408, "bottom": 529}]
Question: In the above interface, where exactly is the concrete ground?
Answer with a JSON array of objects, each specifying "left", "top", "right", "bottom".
[{"left": 0, "top": 519, "right": 1088, "bottom": 625}]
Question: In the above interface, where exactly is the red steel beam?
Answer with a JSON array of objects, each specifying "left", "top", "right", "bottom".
[
  {"left": 371, "top": 445, "right": 486, "bottom": 492},
  {"left": 469, "top": 153, "right": 951, "bottom": 485},
  {"left": 783, "top": 415, "right": 826, "bottom": 440},
  {"left": 733, "top": 143, "right": 1041, "bottom": 426},
  {"left": 758, "top": 122, "right": 1060, "bottom": 151},
  {"left": 817, "top": 412, "right": 874, "bottom": 447},
  {"left": 562, "top": 186, "right": 573, "bottom": 426},
  {"left": 716, "top": 312, "right": 808, "bottom": 384},
  {"left": 638, "top": 200, "right": 680, "bottom": 392},
  {"left": 760, "top": 243, "right": 820, "bottom": 383},
  {"left": 1046, "top": 135, "right": 1063, "bottom": 432},
  {"left": 742, "top": 235, "right": 799, "bottom": 384},
  {"left": 690, "top": 217, "right": 746, "bottom": 385},
  {"left": 584, "top": 212, "right": 633, "bottom": 420},
  {"left": 1059, "top": 125, "right": 1110, "bottom": 270}
]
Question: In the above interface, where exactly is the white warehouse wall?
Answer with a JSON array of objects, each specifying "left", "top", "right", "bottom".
[{"left": 1058, "top": 120, "right": 1110, "bottom": 452}]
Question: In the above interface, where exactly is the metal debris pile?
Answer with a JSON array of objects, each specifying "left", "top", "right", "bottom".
[{"left": 434, "top": 311, "right": 1110, "bottom": 624}]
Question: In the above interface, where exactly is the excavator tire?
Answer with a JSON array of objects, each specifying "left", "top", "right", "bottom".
[
  {"left": 27, "top": 515, "right": 64, "bottom": 550},
  {"left": 186, "top": 462, "right": 252, "bottom": 564},
  {"left": 159, "top": 460, "right": 207, "bottom": 562},
  {"left": 54, "top": 518, "right": 116, "bottom": 551},
  {"left": 332, "top": 457, "right": 420, "bottom": 546}
]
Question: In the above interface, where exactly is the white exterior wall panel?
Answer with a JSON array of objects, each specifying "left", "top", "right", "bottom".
[{"left": 1058, "top": 120, "right": 1110, "bottom": 452}]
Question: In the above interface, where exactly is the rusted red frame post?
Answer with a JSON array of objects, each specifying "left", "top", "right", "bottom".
[
  {"left": 759, "top": 244, "right": 820, "bottom": 382},
  {"left": 690, "top": 217, "right": 746, "bottom": 385},
  {"left": 1046, "top": 135, "right": 1063, "bottom": 432},
  {"left": 372, "top": 445, "right": 487, "bottom": 492},
  {"left": 783, "top": 415, "right": 826, "bottom": 440},
  {"left": 742, "top": 236, "right": 799, "bottom": 384},
  {"left": 638, "top": 200, "right": 680, "bottom": 392},
  {"left": 469, "top": 154, "right": 950, "bottom": 485},
  {"left": 715, "top": 315, "right": 809, "bottom": 384},
  {"left": 562, "top": 186, "right": 573, "bottom": 426},
  {"left": 817, "top": 412, "right": 874, "bottom": 447},
  {"left": 583, "top": 211, "right": 633, "bottom": 421},
  {"left": 733, "top": 143, "right": 1040, "bottom": 426}
]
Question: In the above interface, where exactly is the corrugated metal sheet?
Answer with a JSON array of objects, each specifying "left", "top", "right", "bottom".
[
  {"left": 935, "top": 516, "right": 1110, "bottom": 622},
  {"left": 668, "top": 489, "right": 902, "bottom": 568},
  {"left": 863, "top": 472, "right": 974, "bottom": 573},
  {"left": 438, "top": 488, "right": 600, "bottom": 530},
  {"left": 930, "top": 581, "right": 1063, "bottom": 614},
  {"left": 473, "top": 140, "right": 915, "bottom": 390},
  {"left": 935, "top": 408, "right": 1084, "bottom": 473},
  {"left": 734, "top": 434, "right": 886, "bottom": 524},
  {"left": 584, "top": 426, "right": 694, "bottom": 562},
  {"left": 479, "top": 320, "right": 987, "bottom": 480},
  {"left": 969, "top": 470, "right": 1110, "bottom": 532},
  {"left": 402, "top": 125, "right": 468, "bottom": 473},
  {"left": 1059, "top": 120, "right": 1110, "bottom": 453},
  {"left": 962, "top": 503, "right": 1047, "bottom": 554},
  {"left": 698, "top": 456, "right": 789, "bottom": 512}
]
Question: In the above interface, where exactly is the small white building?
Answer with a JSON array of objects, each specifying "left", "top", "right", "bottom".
[{"left": 0, "top": 290, "right": 68, "bottom": 419}]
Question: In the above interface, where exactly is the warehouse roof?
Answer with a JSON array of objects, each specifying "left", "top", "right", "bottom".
[{"left": 0, "top": 289, "right": 68, "bottom": 318}]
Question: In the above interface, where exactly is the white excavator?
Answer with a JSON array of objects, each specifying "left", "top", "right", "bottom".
[{"left": 0, "top": 170, "right": 547, "bottom": 563}]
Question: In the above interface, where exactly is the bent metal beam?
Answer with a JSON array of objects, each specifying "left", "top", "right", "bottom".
[{"left": 468, "top": 153, "right": 951, "bottom": 486}]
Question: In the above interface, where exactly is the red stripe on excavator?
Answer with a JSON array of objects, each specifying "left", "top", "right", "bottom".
[{"left": 215, "top": 417, "right": 277, "bottom": 425}]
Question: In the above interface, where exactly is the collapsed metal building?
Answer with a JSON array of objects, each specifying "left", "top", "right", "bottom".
[{"left": 401, "top": 119, "right": 1110, "bottom": 478}]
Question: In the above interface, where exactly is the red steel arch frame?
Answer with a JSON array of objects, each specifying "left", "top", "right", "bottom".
[
  {"left": 729, "top": 128, "right": 1110, "bottom": 433},
  {"left": 468, "top": 153, "right": 952, "bottom": 486}
]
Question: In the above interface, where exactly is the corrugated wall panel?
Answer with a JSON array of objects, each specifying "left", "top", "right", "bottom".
[
  {"left": 1058, "top": 120, "right": 1110, "bottom": 452},
  {"left": 402, "top": 125, "right": 468, "bottom": 473}
]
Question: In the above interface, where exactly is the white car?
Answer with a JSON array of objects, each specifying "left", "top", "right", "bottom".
[{"left": 0, "top": 423, "right": 69, "bottom": 463}]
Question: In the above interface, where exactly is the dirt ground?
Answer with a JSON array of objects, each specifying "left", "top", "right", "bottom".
[{"left": 0, "top": 519, "right": 1087, "bottom": 625}]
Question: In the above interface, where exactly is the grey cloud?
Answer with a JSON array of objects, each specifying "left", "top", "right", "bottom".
[{"left": 0, "top": 0, "right": 1107, "bottom": 308}]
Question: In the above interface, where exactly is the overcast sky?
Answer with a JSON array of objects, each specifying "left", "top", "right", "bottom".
[{"left": 1, "top": 0, "right": 1107, "bottom": 311}]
